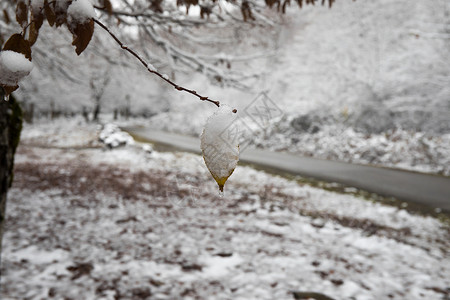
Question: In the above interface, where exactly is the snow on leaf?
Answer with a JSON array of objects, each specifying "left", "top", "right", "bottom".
[
  {"left": 3, "top": 34, "right": 32, "bottom": 60},
  {"left": 99, "top": 0, "right": 113, "bottom": 16},
  {"left": 0, "top": 50, "right": 34, "bottom": 95},
  {"left": 201, "top": 105, "right": 239, "bottom": 192},
  {"left": 30, "top": 0, "right": 45, "bottom": 16},
  {"left": 15, "top": 0, "right": 28, "bottom": 28},
  {"left": 67, "top": 0, "right": 96, "bottom": 55},
  {"left": 54, "top": 0, "right": 71, "bottom": 27},
  {"left": 67, "top": 0, "right": 96, "bottom": 24},
  {"left": 44, "top": 1, "right": 57, "bottom": 27}
]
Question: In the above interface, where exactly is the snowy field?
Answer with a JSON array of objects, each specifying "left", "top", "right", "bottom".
[{"left": 1, "top": 120, "right": 449, "bottom": 300}]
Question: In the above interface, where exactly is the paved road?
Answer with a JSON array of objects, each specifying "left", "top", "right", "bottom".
[{"left": 125, "top": 127, "right": 450, "bottom": 212}]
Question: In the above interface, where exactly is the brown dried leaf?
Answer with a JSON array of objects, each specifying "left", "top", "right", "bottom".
[
  {"left": 150, "top": 0, "right": 163, "bottom": 13},
  {"left": 100, "top": 0, "right": 113, "bottom": 15},
  {"left": 69, "top": 19, "right": 94, "bottom": 55},
  {"left": 28, "top": 7, "right": 45, "bottom": 46},
  {"left": 15, "top": 1, "right": 28, "bottom": 28},
  {"left": 45, "top": 0, "right": 57, "bottom": 26},
  {"left": 2, "top": 33, "right": 32, "bottom": 60},
  {"left": 0, "top": 85, "right": 19, "bottom": 96},
  {"left": 28, "top": 21, "right": 40, "bottom": 45},
  {"left": 3, "top": 86, "right": 20, "bottom": 97},
  {"left": 3, "top": 9, "right": 10, "bottom": 24}
]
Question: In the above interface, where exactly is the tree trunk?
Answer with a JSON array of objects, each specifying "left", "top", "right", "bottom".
[
  {"left": 93, "top": 97, "right": 101, "bottom": 122},
  {"left": 0, "top": 90, "right": 23, "bottom": 276}
]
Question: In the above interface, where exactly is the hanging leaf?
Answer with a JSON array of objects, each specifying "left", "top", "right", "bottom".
[
  {"left": 0, "top": 51, "right": 33, "bottom": 96},
  {"left": 100, "top": 0, "right": 113, "bottom": 15},
  {"left": 15, "top": 0, "right": 28, "bottom": 28},
  {"left": 32, "top": 10, "right": 44, "bottom": 30},
  {"left": 2, "top": 34, "right": 32, "bottom": 60},
  {"left": 149, "top": 0, "right": 163, "bottom": 13},
  {"left": 3, "top": 9, "right": 10, "bottom": 24},
  {"left": 69, "top": 19, "right": 94, "bottom": 55},
  {"left": 200, "top": 105, "right": 239, "bottom": 192},
  {"left": 29, "top": 9, "right": 44, "bottom": 46},
  {"left": 3, "top": 86, "right": 19, "bottom": 96},
  {"left": 28, "top": 22, "right": 40, "bottom": 46},
  {"left": 45, "top": 0, "right": 57, "bottom": 26}
]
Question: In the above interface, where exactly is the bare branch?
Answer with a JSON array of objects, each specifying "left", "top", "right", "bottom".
[{"left": 93, "top": 18, "right": 223, "bottom": 108}]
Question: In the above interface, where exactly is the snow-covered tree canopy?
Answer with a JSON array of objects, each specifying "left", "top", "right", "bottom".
[{"left": 0, "top": 0, "right": 338, "bottom": 99}]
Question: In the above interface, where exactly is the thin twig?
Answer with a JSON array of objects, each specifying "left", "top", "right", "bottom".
[{"left": 94, "top": 18, "right": 223, "bottom": 108}]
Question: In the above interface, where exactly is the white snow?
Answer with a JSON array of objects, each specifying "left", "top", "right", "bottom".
[
  {"left": 30, "top": 0, "right": 45, "bottom": 15},
  {"left": 67, "top": 0, "right": 96, "bottom": 24},
  {"left": 200, "top": 254, "right": 243, "bottom": 278},
  {"left": 0, "top": 51, "right": 33, "bottom": 87},
  {"left": 201, "top": 105, "right": 239, "bottom": 191},
  {"left": 9, "top": 245, "right": 69, "bottom": 265},
  {"left": 98, "top": 123, "right": 134, "bottom": 148}
]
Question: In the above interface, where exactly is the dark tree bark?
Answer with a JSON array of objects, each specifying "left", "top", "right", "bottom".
[
  {"left": 92, "top": 97, "right": 101, "bottom": 122},
  {"left": 0, "top": 89, "right": 23, "bottom": 275}
]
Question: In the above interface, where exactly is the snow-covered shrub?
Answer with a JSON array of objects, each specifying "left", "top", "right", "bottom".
[
  {"left": 98, "top": 124, "right": 134, "bottom": 149},
  {"left": 142, "top": 144, "right": 153, "bottom": 153}
]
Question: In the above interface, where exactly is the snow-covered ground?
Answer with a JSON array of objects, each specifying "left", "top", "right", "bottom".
[{"left": 1, "top": 120, "right": 449, "bottom": 300}]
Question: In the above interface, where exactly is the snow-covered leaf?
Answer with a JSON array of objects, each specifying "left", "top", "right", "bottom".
[
  {"left": 201, "top": 105, "right": 239, "bottom": 192},
  {"left": 66, "top": 0, "right": 96, "bottom": 55},
  {"left": 2, "top": 34, "right": 32, "bottom": 60},
  {"left": 69, "top": 19, "right": 94, "bottom": 55},
  {"left": 67, "top": 0, "right": 96, "bottom": 24},
  {"left": 44, "top": 1, "right": 57, "bottom": 26},
  {"left": 0, "top": 50, "right": 33, "bottom": 95},
  {"left": 15, "top": 0, "right": 28, "bottom": 28}
]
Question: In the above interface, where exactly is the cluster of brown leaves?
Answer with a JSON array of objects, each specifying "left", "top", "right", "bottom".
[{"left": 1, "top": 0, "right": 96, "bottom": 96}]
